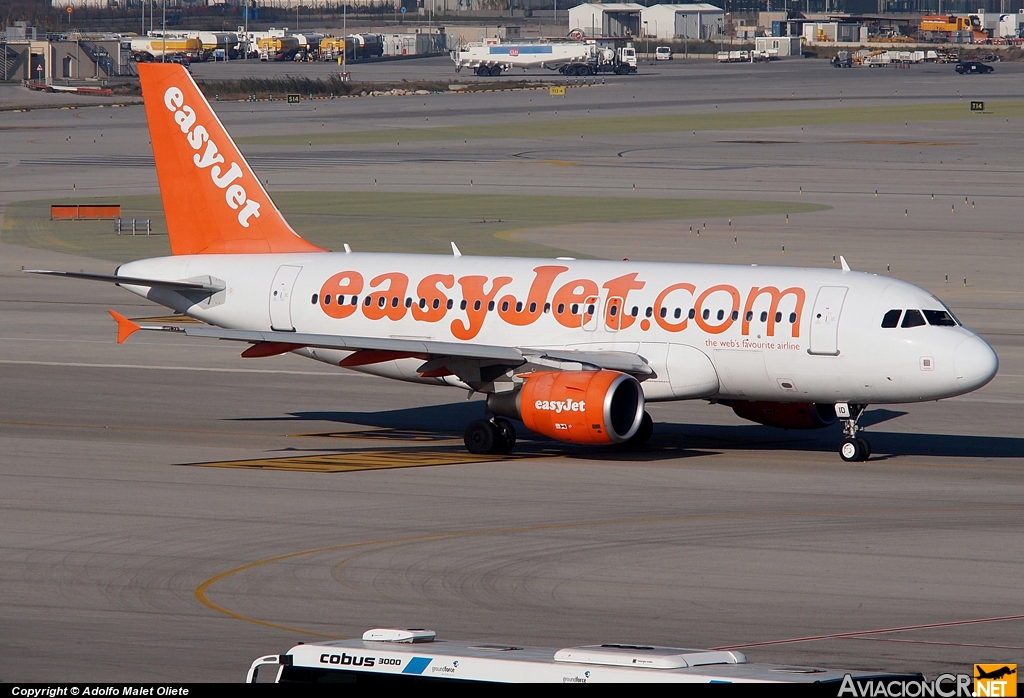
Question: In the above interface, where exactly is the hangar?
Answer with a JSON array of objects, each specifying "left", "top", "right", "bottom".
[
  {"left": 640, "top": 4, "right": 726, "bottom": 40},
  {"left": 568, "top": 3, "right": 645, "bottom": 38}
]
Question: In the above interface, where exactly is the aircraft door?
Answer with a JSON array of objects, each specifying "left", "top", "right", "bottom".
[
  {"left": 808, "top": 286, "right": 848, "bottom": 356},
  {"left": 269, "top": 265, "right": 302, "bottom": 331},
  {"left": 583, "top": 295, "right": 601, "bottom": 332}
]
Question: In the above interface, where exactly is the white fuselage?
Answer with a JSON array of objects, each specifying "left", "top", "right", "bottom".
[{"left": 117, "top": 253, "right": 998, "bottom": 405}]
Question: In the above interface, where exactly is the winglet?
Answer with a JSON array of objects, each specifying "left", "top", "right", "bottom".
[
  {"left": 109, "top": 310, "right": 141, "bottom": 344},
  {"left": 451, "top": 241, "right": 462, "bottom": 257},
  {"left": 840, "top": 256, "right": 851, "bottom": 273}
]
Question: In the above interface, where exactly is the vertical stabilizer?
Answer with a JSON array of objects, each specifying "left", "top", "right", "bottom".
[{"left": 138, "top": 63, "right": 325, "bottom": 255}]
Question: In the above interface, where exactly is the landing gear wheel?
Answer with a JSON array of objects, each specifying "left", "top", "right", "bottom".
[
  {"left": 840, "top": 438, "right": 862, "bottom": 462},
  {"left": 856, "top": 437, "right": 871, "bottom": 461},
  {"left": 465, "top": 419, "right": 498, "bottom": 454},
  {"left": 494, "top": 417, "right": 516, "bottom": 454},
  {"left": 624, "top": 411, "right": 654, "bottom": 448}
]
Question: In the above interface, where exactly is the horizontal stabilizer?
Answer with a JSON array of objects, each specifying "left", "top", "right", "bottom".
[{"left": 26, "top": 270, "right": 224, "bottom": 293}]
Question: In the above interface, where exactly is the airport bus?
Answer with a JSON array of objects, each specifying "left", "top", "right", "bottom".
[{"left": 247, "top": 628, "right": 920, "bottom": 684}]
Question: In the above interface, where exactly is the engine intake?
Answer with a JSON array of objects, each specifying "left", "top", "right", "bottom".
[
  {"left": 487, "top": 370, "right": 644, "bottom": 444},
  {"left": 724, "top": 401, "right": 838, "bottom": 430}
]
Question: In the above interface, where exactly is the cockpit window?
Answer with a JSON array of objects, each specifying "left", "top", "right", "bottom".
[
  {"left": 901, "top": 309, "right": 926, "bottom": 328},
  {"left": 881, "top": 309, "right": 902, "bottom": 328},
  {"left": 923, "top": 309, "right": 957, "bottom": 326}
]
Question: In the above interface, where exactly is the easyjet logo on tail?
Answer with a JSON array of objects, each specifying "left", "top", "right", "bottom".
[{"left": 163, "top": 86, "right": 261, "bottom": 228}]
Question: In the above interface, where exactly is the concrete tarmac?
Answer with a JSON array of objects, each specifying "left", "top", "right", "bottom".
[{"left": 1, "top": 59, "right": 1022, "bottom": 682}]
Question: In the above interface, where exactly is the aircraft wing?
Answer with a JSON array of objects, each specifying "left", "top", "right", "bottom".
[{"left": 108, "top": 312, "right": 653, "bottom": 386}]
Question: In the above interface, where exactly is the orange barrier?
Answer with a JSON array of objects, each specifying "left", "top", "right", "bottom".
[{"left": 50, "top": 204, "right": 121, "bottom": 220}]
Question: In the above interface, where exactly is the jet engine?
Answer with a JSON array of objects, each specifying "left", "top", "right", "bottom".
[
  {"left": 487, "top": 370, "right": 645, "bottom": 444},
  {"left": 724, "top": 401, "right": 838, "bottom": 430}
]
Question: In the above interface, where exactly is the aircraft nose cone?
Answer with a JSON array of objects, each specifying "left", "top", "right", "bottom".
[{"left": 954, "top": 335, "right": 998, "bottom": 391}]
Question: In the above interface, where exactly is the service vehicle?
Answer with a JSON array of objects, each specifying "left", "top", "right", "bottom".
[
  {"left": 129, "top": 36, "right": 202, "bottom": 62},
  {"left": 247, "top": 628, "right": 925, "bottom": 684},
  {"left": 955, "top": 60, "right": 994, "bottom": 73},
  {"left": 258, "top": 36, "right": 300, "bottom": 61},
  {"left": 452, "top": 39, "right": 636, "bottom": 76},
  {"left": 655, "top": 46, "right": 672, "bottom": 61}
]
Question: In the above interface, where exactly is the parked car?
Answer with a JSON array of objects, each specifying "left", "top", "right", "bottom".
[
  {"left": 655, "top": 46, "right": 672, "bottom": 61},
  {"left": 956, "top": 61, "right": 994, "bottom": 74}
]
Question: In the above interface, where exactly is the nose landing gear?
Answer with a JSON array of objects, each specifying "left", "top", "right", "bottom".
[{"left": 838, "top": 403, "right": 871, "bottom": 462}]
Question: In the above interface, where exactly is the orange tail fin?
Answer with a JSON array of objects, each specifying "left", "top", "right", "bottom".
[{"left": 138, "top": 64, "right": 325, "bottom": 255}]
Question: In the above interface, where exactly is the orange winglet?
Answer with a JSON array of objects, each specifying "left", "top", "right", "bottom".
[{"left": 108, "top": 310, "right": 141, "bottom": 344}]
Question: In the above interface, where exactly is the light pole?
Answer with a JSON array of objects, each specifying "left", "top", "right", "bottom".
[
  {"left": 643, "top": 20, "right": 648, "bottom": 59},
  {"left": 161, "top": 0, "right": 166, "bottom": 63}
]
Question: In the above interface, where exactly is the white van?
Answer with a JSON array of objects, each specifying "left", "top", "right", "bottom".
[{"left": 656, "top": 46, "right": 672, "bottom": 61}]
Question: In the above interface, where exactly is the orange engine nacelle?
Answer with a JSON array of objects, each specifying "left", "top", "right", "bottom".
[
  {"left": 724, "top": 401, "right": 838, "bottom": 430},
  {"left": 487, "top": 370, "right": 645, "bottom": 445}
]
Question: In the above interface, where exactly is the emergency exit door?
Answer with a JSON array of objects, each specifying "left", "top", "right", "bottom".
[
  {"left": 808, "top": 286, "right": 848, "bottom": 356},
  {"left": 269, "top": 265, "right": 302, "bottom": 331}
]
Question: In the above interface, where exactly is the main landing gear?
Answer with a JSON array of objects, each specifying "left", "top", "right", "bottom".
[
  {"left": 465, "top": 417, "right": 516, "bottom": 455},
  {"left": 838, "top": 403, "right": 871, "bottom": 462}
]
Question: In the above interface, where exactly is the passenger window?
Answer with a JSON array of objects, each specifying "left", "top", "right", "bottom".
[
  {"left": 731, "top": 310, "right": 739, "bottom": 321},
  {"left": 473, "top": 300, "right": 481, "bottom": 311},
  {"left": 688, "top": 308, "right": 695, "bottom": 319},
  {"left": 404, "top": 297, "right": 412, "bottom": 308},
  {"left": 789, "top": 312, "right": 797, "bottom": 323},
  {"left": 461, "top": 300, "right": 468, "bottom": 310},
  {"left": 902, "top": 309, "right": 926, "bottom": 328},
  {"left": 760, "top": 311, "right": 768, "bottom": 322},
  {"left": 530, "top": 302, "right": 537, "bottom": 313},
  {"left": 419, "top": 298, "right": 426, "bottom": 308},
  {"left": 632, "top": 306, "right": 639, "bottom": 317},
  {"left": 923, "top": 309, "right": 956, "bottom": 326},
  {"left": 881, "top": 309, "right": 901, "bottom": 328},
  {"left": 517, "top": 302, "right": 524, "bottom": 312},
  {"left": 557, "top": 303, "right": 565, "bottom": 314},
  {"left": 659, "top": 307, "right": 667, "bottom": 318},
  {"left": 674, "top": 308, "right": 681, "bottom": 319},
  {"left": 321, "top": 294, "right": 329, "bottom": 305},
  {"left": 774, "top": 312, "right": 782, "bottom": 323},
  {"left": 702, "top": 309, "right": 710, "bottom": 320},
  {"left": 487, "top": 301, "right": 495, "bottom": 311},
  {"left": 311, "top": 293, "right": 319, "bottom": 305},
  {"left": 447, "top": 299, "right": 454, "bottom": 310},
  {"left": 610, "top": 305, "right": 618, "bottom": 316},
  {"left": 432, "top": 298, "right": 440, "bottom": 309},
  {"left": 716, "top": 309, "right": 724, "bottom": 321},
  {"left": 364, "top": 296, "right": 371, "bottom": 307},
  {"left": 544, "top": 302, "right": 550, "bottom": 313},
  {"left": 587, "top": 304, "right": 595, "bottom": 315},
  {"left": 351, "top": 296, "right": 358, "bottom": 306},
  {"left": 745, "top": 311, "right": 753, "bottom": 322},
  {"left": 571, "top": 303, "right": 579, "bottom": 314},
  {"left": 646, "top": 307, "right": 653, "bottom": 318},
  {"left": 501, "top": 301, "right": 509, "bottom": 312}
]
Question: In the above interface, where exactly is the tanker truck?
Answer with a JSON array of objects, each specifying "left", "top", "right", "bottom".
[{"left": 452, "top": 39, "right": 636, "bottom": 76}]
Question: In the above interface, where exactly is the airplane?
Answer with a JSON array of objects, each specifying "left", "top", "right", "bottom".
[
  {"left": 975, "top": 666, "right": 1016, "bottom": 681},
  {"left": 28, "top": 64, "right": 999, "bottom": 462}
]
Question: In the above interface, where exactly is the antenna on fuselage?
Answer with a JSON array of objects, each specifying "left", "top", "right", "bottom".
[
  {"left": 840, "top": 256, "right": 851, "bottom": 273},
  {"left": 343, "top": 243, "right": 352, "bottom": 254},
  {"left": 451, "top": 241, "right": 462, "bottom": 257}
]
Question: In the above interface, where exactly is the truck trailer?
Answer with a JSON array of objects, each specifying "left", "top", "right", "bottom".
[{"left": 452, "top": 39, "right": 636, "bottom": 76}]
